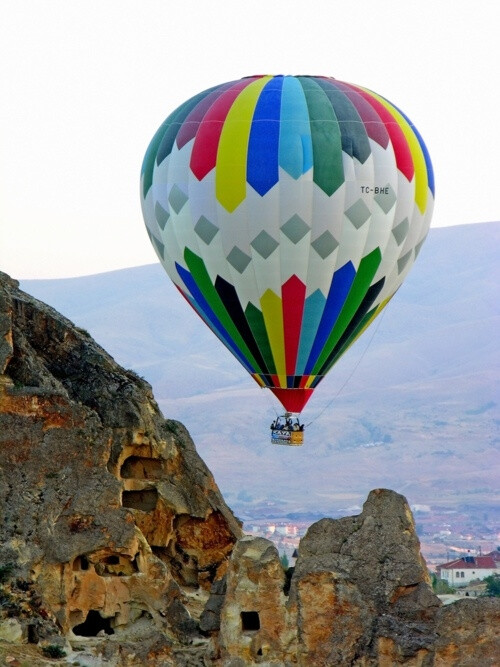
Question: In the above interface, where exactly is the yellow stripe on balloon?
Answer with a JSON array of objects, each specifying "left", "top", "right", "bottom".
[
  {"left": 260, "top": 288, "right": 287, "bottom": 386},
  {"left": 304, "top": 375, "right": 317, "bottom": 389},
  {"left": 216, "top": 76, "right": 272, "bottom": 212},
  {"left": 252, "top": 374, "right": 267, "bottom": 388},
  {"left": 361, "top": 88, "right": 428, "bottom": 215}
]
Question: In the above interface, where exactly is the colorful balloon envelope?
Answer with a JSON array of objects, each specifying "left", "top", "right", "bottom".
[{"left": 141, "top": 75, "right": 434, "bottom": 413}]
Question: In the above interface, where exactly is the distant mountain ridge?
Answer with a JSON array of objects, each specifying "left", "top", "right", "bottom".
[{"left": 22, "top": 222, "right": 500, "bottom": 514}]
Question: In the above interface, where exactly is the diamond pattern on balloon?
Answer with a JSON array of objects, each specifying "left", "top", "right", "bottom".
[
  {"left": 281, "top": 214, "right": 310, "bottom": 244},
  {"left": 397, "top": 250, "right": 412, "bottom": 273},
  {"left": 147, "top": 230, "right": 165, "bottom": 260},
  {"left": 251, "top": 230, "right": 279, "bottom": 259},
  {"left": 155, "top": 201, "right": 170, "bottom": 230},
  {"left": 374, "top": 184, "right": 397, "bottom": 213},
  {"left": 227, "top": 246, "right": 252, "bottom": 273},
  {"left": 345, "top": 199, "right": 371, "bottom": 229},
  {"left": 195, "top": 215, "right": 219, "bottom": 245},
  {"left": 311, "top": 231, "right": 339, "bottom": 259},
  {"left": 392, "top": 218, "right": 409, "bottom": 246},
  {"left": 414, "top": 235, "right": 427, "bottom": 259},
  {"left": 168, "top": 184, "right": 188, "bottom": 214}
]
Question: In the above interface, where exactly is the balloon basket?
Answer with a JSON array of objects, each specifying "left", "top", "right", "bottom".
[
  {"left": 271, "top": 430, "right": 304, "bottom": 446},
  {"left": 270, "top": 413, "right": 304, "bottom": 446}
]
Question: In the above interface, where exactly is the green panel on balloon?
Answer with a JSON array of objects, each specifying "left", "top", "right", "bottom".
[
  {"left": 298, "top": 76, "right": 344, "bottom": 196},
  {"left": 183, "top": 249, "right": 261, "bottom": 372},
  {"left": 312, "top": 248, "right": 382, "bottom": 375},
  {"left": 244, "top": 302, "right": 277, "bottom": 375}
]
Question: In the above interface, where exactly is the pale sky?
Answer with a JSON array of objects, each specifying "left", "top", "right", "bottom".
[{"left": 1, "top": 0, "right": 499, "bottom": 279}]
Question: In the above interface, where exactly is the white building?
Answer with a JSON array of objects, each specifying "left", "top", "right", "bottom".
[{"left": 437, "top": 554, "right": 498, "bottom": 587}]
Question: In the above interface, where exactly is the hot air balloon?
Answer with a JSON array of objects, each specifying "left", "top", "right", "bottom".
[{"left": 140, "top": 75, "right": 434, "bottom": 445}]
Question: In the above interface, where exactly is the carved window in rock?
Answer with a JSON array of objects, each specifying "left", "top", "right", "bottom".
[
  {"left": 122, "top": 489, "right": 158, "bottom": 511},
  {"left": 120, "top": 456, "right": 163, "bottom": 480},
  {"left": 241, "top": 611, "right": 260, "bottom": 632},
  {"left": 95, "top": 554, "right": 139, "bottom": 577},
  {"left": 72, "top": 555, "right": 90, "bottom": 571},
  {"left": 73, "top": 553, "right": 138, "bottom": 576},
  {"left": 105, "top": 555, "right": 119, "bottom": 565}
]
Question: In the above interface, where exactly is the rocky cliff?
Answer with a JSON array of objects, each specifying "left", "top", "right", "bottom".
[
  {"left": 0, "top": 271, "right": 242, "bottom": 663},
  {"left": 0, "top": 271, "right": 498, "bottom": 666}
]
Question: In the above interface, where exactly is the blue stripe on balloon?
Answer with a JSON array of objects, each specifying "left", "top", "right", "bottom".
[
  {"left": 295, "top": 289, "right": 326, "bottom": 374},
  {"left": 247, "top": 76, "right": 283, "bottom": 195},
  {"left": 303, "top": 261, "right": 356, "bottom": 375},
  {"left": 279, "top": 76, "right": 313, "bottom": 178},
  {"left": 175, "top": 263, "right": 255, "bottom": 374}
]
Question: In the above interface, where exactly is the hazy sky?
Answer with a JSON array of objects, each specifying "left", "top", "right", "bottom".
[{"left": 1, "top": 0, "right": 499, "bottom": 279}]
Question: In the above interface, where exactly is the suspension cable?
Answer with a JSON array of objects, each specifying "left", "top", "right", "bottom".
[{"left": 303, "top": 309, "right": 387, "bottom": 427}]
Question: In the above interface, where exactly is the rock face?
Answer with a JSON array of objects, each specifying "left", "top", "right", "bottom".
[
  {"left": 218, "top": 536, "right": 291, "bottom": 662},
  {"left": 290, "top": 488, "right": 441, "bottom": 664},
  {"left": 213, "top": 490, "right": 499, "bottom": 665},
  {"left": 0, "top": 271, "right": 242, "bottom": 656},
  {"left": 0, "top": 271, "right": 498, "bottom": 665}
]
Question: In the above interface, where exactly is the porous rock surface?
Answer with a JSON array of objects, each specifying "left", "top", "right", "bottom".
[
  {"left": 0, "top": 271, "right": 498, "bottom": 665},
  {"left": 211, "top": 490, "right": 499, "bottom": 665},
  {"left": 0, "top": 271, "right": 242, "bottom": 663}
]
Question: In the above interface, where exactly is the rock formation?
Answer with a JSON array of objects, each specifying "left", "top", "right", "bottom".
[
  {"left": 0, "top": 271, "right": 498, "bottom": 665},
  {"left": 0, "top": 271, "right": 242, "bottom": 663},
  {"left": 209, "top": 489, "right": 499, "bottom": 665}
]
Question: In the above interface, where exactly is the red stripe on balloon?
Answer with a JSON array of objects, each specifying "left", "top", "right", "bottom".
[
  {"left": 270, "top": 374, "right": 281, "bottom": 387},
  {"left": 282, "top": 275, "right": 306, "bottom": 376},
  {"left": 190, "top": 78, "right": 259, "bottom": 181},
  {"left": 176, "top": 91, "right": 226, "bottom": 150},
  {"left": 176, "top": 81, "right": 239, "bottom": 150},
  {"left": 346, "top": 84, "right": 415, "bottom": 182}
]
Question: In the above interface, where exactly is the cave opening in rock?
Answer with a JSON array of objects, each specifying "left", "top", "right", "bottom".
[
  {"left": 283, "top": 566, "right": 294, "bottom": 596},
  {"left": 94, "top": 553, "right": 139, "bottom": 576},
  {"left": 72, "top": 555, "right": 89, "bottom": 571},
  {"left": 73, "top": 610, "right": 115, "bottom": 637},
  {"left": 122, "top": 489, "right": 158, "bottom": 511},
  {"left": 27, "top": 623, "right": 39, "bottom": 644},
  {"left": 241, "top": 611, "right": 260, "bottom": 632},
  {"left": 103, "top": 555, "right": 119, "bottom": 565},
  {"left": 120, "top": 456, "right": 163, "bottom": 480}
]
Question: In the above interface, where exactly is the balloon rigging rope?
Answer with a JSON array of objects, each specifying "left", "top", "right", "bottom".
[{"left": 304, "top": 307, "right": 387, "bottom": 428}]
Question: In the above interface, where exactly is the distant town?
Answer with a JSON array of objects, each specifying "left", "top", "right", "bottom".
[{"left": 238, "top": 501, "right": 500, "bottom": 586}]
